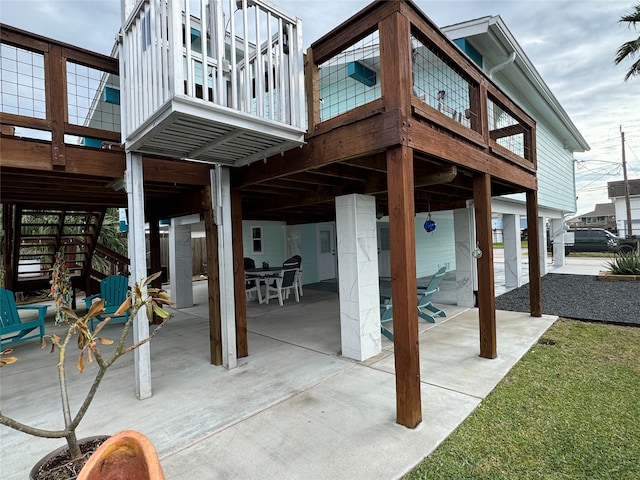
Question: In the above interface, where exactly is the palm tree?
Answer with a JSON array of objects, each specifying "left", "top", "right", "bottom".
[{"left": 615, "top": 3, "right": 640, "bottom": 81}]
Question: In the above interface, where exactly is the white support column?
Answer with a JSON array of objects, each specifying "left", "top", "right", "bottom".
[
  {"left": 169, "top": 221, "right": 194, "bottom": 309},
  {"left": 124, "top": 151, "right": 152, "bottom": 400},
  {"left": 335, "top": 194, "right": 380, "bottom": 361},
  {"left": 550, "top": 218, "right": 566, "bottom": 266},
  {"left": 212, "top": 166, "right": 237, "bottom": 369},
  {"left": 503, "top": 214, "right": 523, "bottom": 288},
  {"left": 454, "top": 204, "right": 476, "bottom": 308},
  {"left": 538, "top": 217, "right": 548, "bottom": 276}
]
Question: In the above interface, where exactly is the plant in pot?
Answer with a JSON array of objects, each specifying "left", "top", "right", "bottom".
[{"left": 0, "top": 254, "right": 173, "bottom": 480}]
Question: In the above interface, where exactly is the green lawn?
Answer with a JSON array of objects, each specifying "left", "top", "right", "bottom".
[{"left": 405, "top": 319, "right": 640, "bottom": 480}]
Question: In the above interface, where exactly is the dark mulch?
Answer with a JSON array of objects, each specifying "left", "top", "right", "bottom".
[{"left": 495, "top": 274, "right": 640, "bottom": 325}]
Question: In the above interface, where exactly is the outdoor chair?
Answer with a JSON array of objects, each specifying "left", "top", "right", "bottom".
[
  {"left": 84, "top": 275, "right": 130, "bottom": 330},
  {"left": 416, "top": 266, "right": 447, "bottom": 323},
  {"left": 244, "top": 257, "right": 262, "bottom": 303},
  {"left": 0, "top": 288, "right": 47, "bottom": 348},
  {"left": 380, "top": 295, "right": 394, "bottom": 341},
  {"left": 265, "top": 267, "right": 300, "bottom": 306},
  {"left": 284, "top": 255, "right": 304, "bottom": 297},
  {"left": 378, "top": 267, "right": 447, "bottom": 342}
]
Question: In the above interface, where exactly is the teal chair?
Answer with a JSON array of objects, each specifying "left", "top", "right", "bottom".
[
  {"left": 84, "top": 275, "right": 130, "bottom": 329},
  {"left": 0, "top": 288, "right": 47, "bottom": 348},
  {"left": 416, "top": 266, "right": 447, "bottom": 323},
  {"left": 379, "top": 267, "right": 447, "bottom": 342}
]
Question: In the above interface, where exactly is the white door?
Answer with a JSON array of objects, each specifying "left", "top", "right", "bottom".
[
  {"left": 377, "top": 223, "right": 391, "bottom": 277},
  {"left": 317, "top": 223, "right": 336, "bottom": 281}
]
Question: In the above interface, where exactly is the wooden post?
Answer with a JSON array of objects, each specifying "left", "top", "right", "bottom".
[
  {"left": 473, "top": 172, "right": 496, "bottom": 359},
  {"left": 2, "top": 204, "right": 15, "bottom": 291},
  {"left": 232, "top": 190, "right": 248, "bottom": 358},
  {"left": 387, "top": 145, "right": 421, "bottom": 428},
  {"left": 203, "top": 186, "right": 222, "bottom": 365},
  {"left": 304, "top": 48, "right": 320, "bottom": 133},
  {"left": 526, "top": 189, "right": 542, "bottom": 317},
  {"left": 46, "top": 45, "right": 66, "bottom": 168}
]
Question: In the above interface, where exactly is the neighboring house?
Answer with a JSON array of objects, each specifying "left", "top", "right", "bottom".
[
  {"left": 608, "top": 178, "right": 640, "bottom": 236},
  {"left": 567, "top": 202, "right": 617, "bottom": 231}
]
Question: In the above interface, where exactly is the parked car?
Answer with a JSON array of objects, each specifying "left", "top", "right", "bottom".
[{"left": 557, "top": 228, "right": 638, "bottom": 255}]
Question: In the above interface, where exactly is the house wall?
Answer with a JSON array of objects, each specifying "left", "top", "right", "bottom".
[
  {"left": 414, "top": 211, "right": 456, "bottom": 277},
  {"left": 242, "top": 220, "right": 287, "bottom": 268}
]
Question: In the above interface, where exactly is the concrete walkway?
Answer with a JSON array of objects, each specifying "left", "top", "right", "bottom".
[{"left": 1, "top": 275, "right": 557, "bottom": 479}]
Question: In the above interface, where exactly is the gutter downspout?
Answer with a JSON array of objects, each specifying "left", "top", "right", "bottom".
[{"left": 488, "top": 51, "right": 516, "bottom": 78}]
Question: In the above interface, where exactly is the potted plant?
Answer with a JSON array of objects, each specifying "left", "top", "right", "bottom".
[{"left": 0, "top": 256, "right": 172, "bottom": 479}]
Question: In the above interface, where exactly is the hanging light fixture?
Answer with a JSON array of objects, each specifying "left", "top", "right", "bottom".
[{"left": 423, "top": 200, "right": 436, "bottom": 233}]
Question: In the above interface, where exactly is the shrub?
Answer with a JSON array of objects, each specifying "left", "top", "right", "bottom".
[{"left": 606, "top": 250, "right": 640, "bottom": 275}]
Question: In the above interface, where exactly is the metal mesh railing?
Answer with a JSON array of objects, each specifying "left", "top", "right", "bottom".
[
  {"left": 318, "top": 30, "right": 381, "bottom": 122},
  {"left": 488, "top": 97, "right": 527, "bottom": 159},
  {"left": 412, "top": 35, "right": 477, "bottom": 130},
  {"left": 0, "top": 43, "right": 46, "bottom": 119}
]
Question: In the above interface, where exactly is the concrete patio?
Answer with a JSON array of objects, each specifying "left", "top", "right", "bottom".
[{"left": 0, "top": 266, "right": 561, "bottom": 480}]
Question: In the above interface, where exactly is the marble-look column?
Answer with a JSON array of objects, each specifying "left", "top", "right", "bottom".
[
  {"left": 169, "top": 221, "right": 194, "bottom": 309},
  {"left": 454, "top": 205, "right": 476, "bottom": 308},
  {"left": 335, "top": 194, "right": 381, "bottom": 361},
  {"left": 538, "top": 217, "right": 548, "bottom": 276},
  {"left": 550, "top": 218, "right": 566, "bottom": 266},
  {"left": 503, "top": 214, "right": 523, "bottom": 288}
]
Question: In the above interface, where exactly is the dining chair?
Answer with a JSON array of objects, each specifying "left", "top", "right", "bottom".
[
  {"left": 265, "top": 267, "right": 300, "bottom": 306},
  {"left": 244, "top": 258, "right": 261, "bottom": 302}
]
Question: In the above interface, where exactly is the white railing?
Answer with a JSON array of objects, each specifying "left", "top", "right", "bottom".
[{"left": 121, "top": 0, "right": 305, "bottom": 140}]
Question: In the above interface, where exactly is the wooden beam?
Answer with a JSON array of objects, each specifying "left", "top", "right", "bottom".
[
  {"left": 387, "top": 145, "right": 421, "bottom": 428},
  {"left": 47, "top": 44, "right": 66, "bottom": 168},
  {"left": 232, "top": 190, "right": 249, "bottom": 358},
  {"left": 473, "top": 172, "right": 496, "bottom": 359},
  {"left": 526, "top": 189, "right": 542, "bottom": 317},
  {"left": 148, "top": 220, "right": 162, "bottom": 290},
  {"left": 203, "top": 186, "right": 223, "bottom": 365}
]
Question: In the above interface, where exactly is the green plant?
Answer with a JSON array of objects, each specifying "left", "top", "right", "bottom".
[
  {"left": 605, "top": 250, "right": 640, "bottom": 274},
  {"left": 0, "top": 267, "right": 172, "bottom": 478}
]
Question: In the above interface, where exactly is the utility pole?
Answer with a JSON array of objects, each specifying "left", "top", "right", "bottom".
[{"left": 621, "top": 127, "right": 633, "bottom": 238}]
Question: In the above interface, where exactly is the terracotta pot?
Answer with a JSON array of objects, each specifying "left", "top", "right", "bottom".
[
  {"left": 29, "top": 435, "right": 110, "bottom": 480},
  {"left": 77, "top": 429, "right": 165, "bottom": 480}
]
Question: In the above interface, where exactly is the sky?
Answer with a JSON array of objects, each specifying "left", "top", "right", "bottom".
[{"left": 1, "top": 0, "right": 639, "bottom": 216}]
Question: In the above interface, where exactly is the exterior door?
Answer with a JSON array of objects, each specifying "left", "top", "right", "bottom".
[
  {"left": 377, "top": 223, "right": 391, "bottom": 277},
  {"left": 317, "top": 223, "right": 336, "bottom": 281}
]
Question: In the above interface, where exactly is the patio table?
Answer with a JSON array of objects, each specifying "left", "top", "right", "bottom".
[{"left": 246, "top": 267, "right": 283, "bottom": 304}]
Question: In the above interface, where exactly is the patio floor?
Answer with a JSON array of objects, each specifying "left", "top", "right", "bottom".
[{"left": 0, "top": 274, "right": 557, "bottom": 479}]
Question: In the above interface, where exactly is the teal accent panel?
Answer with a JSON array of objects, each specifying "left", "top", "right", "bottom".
[
  {"left": 414, "top": 211, "right": 456, "bottom": 277},
  {"left": 347, "top": 61, "right": 376, "bottom": 87},
  {"left": 103, "top": 87, "right": 120, "bottom": 105},
  {"left": 453, "top": 38, "right": 483, "bottom": 68},
  {"left": 83, "top": 138, "right": 103, "bottom": 148}
]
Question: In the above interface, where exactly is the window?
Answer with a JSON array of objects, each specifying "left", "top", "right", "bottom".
[{"left": 251, "top": 227, "right": 263, "bottom": 254}]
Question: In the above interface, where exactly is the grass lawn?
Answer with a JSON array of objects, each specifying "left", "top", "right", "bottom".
[{"left": 405, "top": 319, "right": 640, "bottom": 480}]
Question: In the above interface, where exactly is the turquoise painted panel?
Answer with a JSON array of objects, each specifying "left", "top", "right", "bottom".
[
  {"left": 298, "top": 224, "right": 318, "bottom": 285},
  {"left": 453, "top": 38, "right": 483, "bottom": 68},
  {"left": 414, "top": 211, "right": 456, "bottom": 277}
]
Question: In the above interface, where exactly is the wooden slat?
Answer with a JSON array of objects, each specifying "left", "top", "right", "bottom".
[
  {"left": 387, "top": 145, "right": 421, "bottom": 428},
  {"left": 473, "top": 172, "right": 497, "bottom": 359}
]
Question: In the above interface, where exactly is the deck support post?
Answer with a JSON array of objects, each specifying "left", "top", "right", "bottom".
[
  {"left": 387, "top": 145, "right": 421, "bottom": 429},
  {"left": 211, "top": 166, "right": 237, "bottom": 369},
  {"left": 526, "top": 190, "right": 542, "bottom": 317},
  {"left": 232, "top": 190, "right": 249, "bottom": 358},
  {"left": 125, "top": 151, "right": 152, "bottom": 399},
  {"left": 454, "top": 204, "right": 477, "bottom": 308},
  {"left": 204, "top": 185, "right": 222, "bottom": 366},
  {"left": 148, "top": 220, "right": 162, "bottom": 289},
  {"left": 550, "top": 218, "right": 566, "bottom": 266},
  {"left": 169, "top": 220, "right": 194, "bottom": 309},
  {"left": 473, "top": 173, "right": 496, "bottom": 359}
]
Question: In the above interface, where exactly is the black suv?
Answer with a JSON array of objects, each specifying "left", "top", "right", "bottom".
[{"left": 560, "top": 228, "right": 637, "bottom": 255}]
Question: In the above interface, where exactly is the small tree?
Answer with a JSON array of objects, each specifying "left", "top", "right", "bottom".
[
  {"left": 0, "top": 270, "right": 172, "bottom": 472},
  {"left": 615, "top": 2, "right": 640, "bottom": 81}
]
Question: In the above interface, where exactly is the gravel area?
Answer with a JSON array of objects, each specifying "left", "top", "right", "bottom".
[{"left": 496, "top": 274, "right": 640, "bottom": 325}]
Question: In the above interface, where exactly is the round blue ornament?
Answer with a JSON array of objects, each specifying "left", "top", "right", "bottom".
[{"left": 424, "top": 218, "right": 436, "bottom": 232}]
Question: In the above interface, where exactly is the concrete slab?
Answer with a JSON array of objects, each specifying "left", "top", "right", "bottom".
[{"left": 0, "top": 287, "right": 555, "bottom": 480}]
